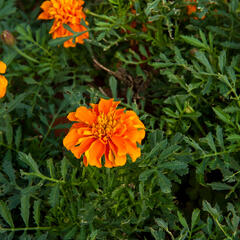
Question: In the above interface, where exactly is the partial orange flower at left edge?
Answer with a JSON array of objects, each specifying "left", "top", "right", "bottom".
[
  {"left": 38, "top": 0, "right": 89, "bottom": 48},
  {"left": 0, "top": 61, "right": 8, "bottom": 98},
  {"left": 63, "top": 98, "right": 146, "bottom": 168}
]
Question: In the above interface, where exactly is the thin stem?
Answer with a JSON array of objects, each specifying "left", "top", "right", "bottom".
[
  {"left": 86, "top": 9, "right": 115, "bottom": 23},
  {"left": 21, "top": 172, "right": 65, "bottom": 184},
  {"left": 13, "top": 46, "right": 39, "bottom": 63},
  {"left": 214, "top": 218, "right": 232, "bottom": 240},
  {"left": 0, "top": 142, "right": 19, "bottom": 153},
  {"left": 0, "top": 226, "right": 51, "bottom": 232},
  {"left": 40, "top": 108, "right": 62, "bottom": 147}
]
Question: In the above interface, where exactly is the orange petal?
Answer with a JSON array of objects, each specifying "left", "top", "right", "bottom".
[
  {"left": 75, "top": 106, "right": 97, "bottom": 125},
  {"left": 0, "top": 75, "right": 8, "bottom": 98},
  {"left": 114, "top": 154, "right": 126, "bottom": 167},
  {"left": 98, "top": 98, "right": 115, "bottom": 114},
  {"left": 85, "top": 139, "right": 105, "bottom": 167},
  {"left": 111, "top": 136, "right": 127, "bottom": 156},
  {"left": 125, "top": 140, "right": 141, "bottom": 162},
  {"left": 0, "top": 61, "right": 7, "bottom": 74},
  {"left": 126, "top": 128, "right": 145, "bottom": 144},
  {"left": 125, "top": 110, "right": 145, "bottom": 128},
  {"left": 38, "top": 12, "right": 51, "bottom": 20},
  {"left": 104, "top": 144, "right": 114, "bottom": 168},
  {"left": 63, "top": 128, "right": 80, "bottom": 150},
  {"left": 71, "top": 137, "right": 96, "bottom": 159},
  {"left": 67, "top": 112, "right": 78, "bottom": 121},
  {"left": 40, "top": 1, "right": 52, "bottom": 10}
]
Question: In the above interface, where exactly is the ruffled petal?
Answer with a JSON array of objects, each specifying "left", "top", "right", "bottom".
[
  {"left": 111, "top": 136, "right": 127, "bottom": 156},
  {"left": 125, "top": 140, "right": 141, "bottom": 162},
  {"left": 114, "top": 154, "right": 126, "bottom": 167},
  {"left": 40, "top": 1, "right": 52, "bottom": 10},
  {"left": 75, "top": 106, "right": 97, "bottom": 125},
  {"left": 98, "top": 98, "right": 115, "bottom": 114},
  {"left": 0, "top": 61, "right": 7, "bottom": 74},
  {"left": 104, "top": 144, "right": 114, "bottom": 168},
  {"left": 63, "top": 128, "right": 79, "bottom": 150},
  {"left": 67, "top": 112, "right": 78, "bottom": 121},
  {"left": 0, "top": 76, "right": 8, "bottom": 98},
  {"left": 71, "top": 137, "right": 96, "bottom": 159},
  {"left": 85, "top": 139, "right": 106, "bottom": 167}
]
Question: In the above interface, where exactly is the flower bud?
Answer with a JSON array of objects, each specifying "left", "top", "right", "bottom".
[
  {"left": 185, "top": 105, "right": 194, "bottom": 113},
  {"left": 1, "top": 30, "right": 15, "bottom": 46},
  {"left": 189, "top": 48, "right": 198, "bottom": 56}
]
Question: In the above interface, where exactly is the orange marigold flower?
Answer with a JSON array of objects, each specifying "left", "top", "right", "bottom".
[
  {"left": 185, "top": 0, "right": 206, "bottom": 20},
  {"left": 63, "top": 98, "right": 145, "bottom": 168},
  {"left": 0, "top": 61, "right": 8, "bottom": 98},
  {"left": 38, "top": 0, "right": 89, "bottom": 48}
]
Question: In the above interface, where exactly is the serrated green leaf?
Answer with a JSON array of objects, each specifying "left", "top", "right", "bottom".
[
  {"left": 3, "top": 150, "right": 15, "bottom": 183},
  {"left": 208, "top": 182, "right": 232, "bottom": 191},
  {"left": 89, "top": 230, "right": 98, "bottom": 240},
  {"left": 155, "top": 218, "right": 168, "bottom": 229},
  {"left": 64, "top": 226, "right": 78, "bottom": 240},
  {"left": 139, "top": 169, "right": 156, "bottom": 182},
  {"left": 61, "top": 157, "right": 69, "bottom": 181},
  {"left": 159, "top": 161, "right": 188, "bottom": 171},
  {"left": 145, "top": 0, "right": 160, "bottom": 16},
  {"left": 7, "top": 93, "right": 27, "bottom": 113},
  {"left": 218, "top": 50, "right": 226, "bottom": 73},
  {"left": 227, "top": 66, "right": 236, "bottom": 86},
  {"left": 49, "top": 184, "right": 60, "bottom": 207},
  {"left": 221, "top": 41, "right": 240, "bottom": 49},
  {"left": 202, "top": 132, "right": 216, "bottom": 152},
  {"left": 109, "top": 76, "right": 117, "bottom": 99},
  {"left": 191, "top": 208, "right": 200, "bottom": 229},
  {"left": 184, "top": 136, "right": 204, "bottom": 153},
  {"left": 150, "top": 62, "right": 174, "bottom": 68},
  {"left": 157, "top": 172, "right": 171, "bottom": 193},
  {"left": 139, "top": 44, "right": 148, "bottom": 58},
  {"left": 33, "top": 199, "right": 41, "bottom": 227},
  {"left": 216, "top": 125, "right": 224, "bottom": 149},
  {"left": 15, "top": 126, "right": 22, "bottom": 150},
  {"left": 203, "top": 200, "right": 219, "bottom": 219},
  {"left": 181, "top": 35, "right": 210, "bottom": 51},
  {"left": 47, "top": 158, "right": 55, "bottom": 178},
  {"left": 213, "top": 107, "right": 234, "bottom": 126},
  {"left": 159, "top": 145, "right": 181, "bottom": 161},
  {"left": 21, "top": 194, "right": 30, "bottom": 227},
  {"left": 177, "top": 211, "right": 189, "bottom": 229},
  {"left": 0, "top": 201, "right": 14, "bottom": 227},
  {"left": 146, "top": 139, "right": 168, "bottom": 159},
  {"left": 18, "top": 152, "right": 41, "bottom": 174},
  {"left": 195, "top": 51, "right": 213, "bottom": 74},
  {"left": 227, "top": 134, "right": 240, "bottom": 141}
]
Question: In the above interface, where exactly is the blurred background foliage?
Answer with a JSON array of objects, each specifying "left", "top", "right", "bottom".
[{"left": 1, "top": 0, "right": 240, "bottom": 239}]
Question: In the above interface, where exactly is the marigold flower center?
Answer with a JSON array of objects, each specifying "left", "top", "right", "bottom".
[{"left": 92, "top": 112, "right": 117, "bottom": 142}]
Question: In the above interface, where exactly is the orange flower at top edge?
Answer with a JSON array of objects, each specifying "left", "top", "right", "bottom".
[
  {"left": 38, "top": 0, "right": 89, "bottom": 48},
  {"left": 185, "top": 0, "right": 206, "bottom": 20},
  {"left": 63, "top": 98, "right": 146, "bottom": 168},
  {"left": 0, "top": 61, "right": 8, "bottom": 98}
]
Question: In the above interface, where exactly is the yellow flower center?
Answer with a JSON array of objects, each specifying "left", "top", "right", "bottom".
[{"left": 92, "top": 112, "right": 117, "bottom": 142}]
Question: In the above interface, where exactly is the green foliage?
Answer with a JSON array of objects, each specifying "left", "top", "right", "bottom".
[{"left": 1, "top": 0, "right": 240, "bottom": 239}]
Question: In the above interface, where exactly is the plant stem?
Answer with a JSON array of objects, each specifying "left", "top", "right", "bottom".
[
  {"left": 0, "top": 226, "right": 51, "bottom": 232},
  {"left": 13, "top": 45, "right": 39, "bottom": 63}
]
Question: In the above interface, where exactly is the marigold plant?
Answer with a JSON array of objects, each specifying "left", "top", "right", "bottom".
[
  {"left": 63, "top": 98, "right": 145, "bottom": 168},
  {"left": 0, "top": 61, "right": 8, "bottom": 98},
  {"left": 38, "top": 0, "right": 89, "bottom": 47}
]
